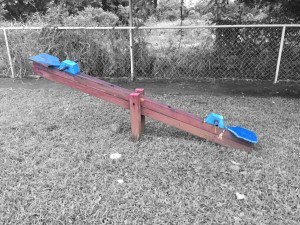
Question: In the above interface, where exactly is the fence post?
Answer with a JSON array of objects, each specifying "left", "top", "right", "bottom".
[
  {"left": 3, "top": 28, "right": 15, "bottom": 79},
  {"left": 129, "top": 0, "right": 135, "bottom": 81},
  {"left": 274, "top": 26, "right": 286, "bottom": 84}
]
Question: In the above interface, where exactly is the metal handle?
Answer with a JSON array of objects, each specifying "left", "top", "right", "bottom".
[{"left": 59, "top": 66, "right": 68, "bottom": 71}]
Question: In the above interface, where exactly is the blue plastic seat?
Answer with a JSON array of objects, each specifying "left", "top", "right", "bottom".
[
  {"left": 226, "top": 126, "right": 258, "bottom": 144},
  {"left": 29, "top": 53, "right": 61, "bottom": 67},
  {"left": 205, "top": 112, "right": 258, "bottom": 144},
  {"left": 205, "top": 112, "right": 226, "bottom": 129}
]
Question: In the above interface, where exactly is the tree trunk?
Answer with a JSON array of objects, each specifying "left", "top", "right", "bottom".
[
  {"left": 102, "top": 0, "right": 109, "bottom": 11},
  {"left": 153, "top": 0, "right": 157, "bottom": 8}
]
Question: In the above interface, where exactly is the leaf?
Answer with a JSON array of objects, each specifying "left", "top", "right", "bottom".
[
  {"left": 236, "top": 192, "right": 246, "bottom": 200},
  {"left": 231, "top": 160, "right": 242, "bottom": 166},
  {"left": 110, "top": 153, "right": 122, "bottom": 159},
  {"left": 229, "top": 165, "right": 240, "bottom": 171},
  {"left": 117, "top": 179, "right": 124, "bottom": 184}
]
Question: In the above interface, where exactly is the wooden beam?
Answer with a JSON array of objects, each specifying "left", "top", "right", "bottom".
[
  {"left": 140, "top": 97, "right": 248, "bottom": 144},
  {"left": 32, "top": 62, "right": 254, "bottom": 151},
  {"left": 135, "top": 88, "right": 145, "bottom": 133},
  {"left": 142, "top": 107, "right": 253, "bottom": 152},
  {"left": 33, "top": 63, "right": 130, "bottom": 109},
  {"left": 35, "top": 63, "right": 131, "bottom": 100},
  {"left": 130, "top": 92, "right": 142, "bottom": 141}
]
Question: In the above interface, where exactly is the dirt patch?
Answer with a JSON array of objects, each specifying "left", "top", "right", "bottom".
[{"left": 0, "top": 78, "right": 299, "bottom": 98}]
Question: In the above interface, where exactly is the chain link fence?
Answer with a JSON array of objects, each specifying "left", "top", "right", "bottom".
[
  {"left": 0, "top": 28, "right": 131, "bottom": 78},
  {"left": 278, "top": 27, "right": 300, "bottom": 82},
  {"left": 133, "top": 27, "right": 283, "bottom": 80},
  {"left": 0, "top": 26, "right": 299, "bottom": 82}
]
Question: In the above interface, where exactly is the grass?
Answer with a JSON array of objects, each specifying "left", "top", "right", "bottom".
[{"left": 0, "top": 82, "right": 300, "bottom": 224}]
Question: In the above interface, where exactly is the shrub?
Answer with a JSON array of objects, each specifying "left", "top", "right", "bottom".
[
  {"left": 210, "top": 21, "right": 282, "bottom": 80},
  {"left": 2, "top": 6, "right": 131, "bottom": 78},
  {"left": 133, "top": 28, "right": 215, "bottom": 80}
]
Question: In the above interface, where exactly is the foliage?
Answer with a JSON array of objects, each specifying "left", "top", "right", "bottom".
[
  {"left": 235, "top": 0, "right": 300, "bottom": 23},
  {"left": 101, "top": 0, "right": 157, "bottom": 22},
  {"left": 198, "top": 0, "right": 300, "bottom": 82},
  {"left": 1, "top": 1, "right": 299, "bottom": 80},
  {"left": 282, "top": 0, "right": 300, "bottom": 16},
  {"left": 0, "top": 0, "right": 51, "bottom": 21},
  {"left": 1, "top": 0, "right": 300, "bottom": 23},
  {"left": 211, "top": 25, "right": 282, "bottom": 80},
  {"left": 132, "top": 0, "right": 157, "bottom": 21},
  {"left": 194, "top": 0, "right": 215, "bottom": 15},
  {"left": 63, "top": 6, "right": 119, "bottom": 26},
  {"left": 156, "top": 0, "right": 188, "bottom": 21},
  {"left": 0, "top": 0, "right": 103, "bottom": 21},
  {"left": 52, "top": 0, "right": 102, "bottom": 14},
  {"left": 0, "top": 6, "right": 130, "bottom": 78}
]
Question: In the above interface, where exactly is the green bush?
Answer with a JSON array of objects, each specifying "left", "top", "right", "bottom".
[
  {"left": 1, "top": 6, "right": 131, "bottom": 78},
  {"left": 2, "top": 4, "right": 299, "bottom": 81},
  {"left": 133, "top": 28, "right": 214, "bottom": 79},
  {"left": 209, "top": 21, "right": 282, "bottom": 80}
]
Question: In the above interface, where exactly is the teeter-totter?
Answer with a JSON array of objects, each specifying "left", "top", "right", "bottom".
[{"left": 29, "top": 53, "right": 258, "bottom": 152}]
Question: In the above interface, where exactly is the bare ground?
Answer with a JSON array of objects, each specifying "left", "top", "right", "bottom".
[{"left": 0, "top": 78, "right": 300, "bottom": 98}]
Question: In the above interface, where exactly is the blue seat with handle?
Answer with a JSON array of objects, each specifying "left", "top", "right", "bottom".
[
  {"left": 205, "top": 112, "right": 258, "bottom": 144},
  {"left": 29, "top": 53, "right": 80, "bottom": 76}
]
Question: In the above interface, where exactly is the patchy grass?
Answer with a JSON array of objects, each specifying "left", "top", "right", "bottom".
[{"left": 0, "top": 85, "right": 299, "bottom": 224}]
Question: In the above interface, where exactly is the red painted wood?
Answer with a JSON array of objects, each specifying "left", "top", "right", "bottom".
[
  {"left": 33, "top": 63, "right": 129, "bottom": 109},
  {"left": 140, "top": 97, "right": 245, "bottom": 144},
  {"left": 135, "top": 88, "right": 145, "bottom": 95},
  {"left": 130, "top": 93, "right": 142, "bottom": 141},
  {"left": 142, "top": 108, "right": 253, "bottom": 152},
  {"left": 34, "top": 63, "right": 131, "bottom": 101},
  {"left": 135, "top": 88, "right": 145, "bottom": 133},
  {"left": 32, "top": 62, "right": 254, "bottom": 151},
  {"left": 76, "top": 74, "right": 131, "bottom": 101}
]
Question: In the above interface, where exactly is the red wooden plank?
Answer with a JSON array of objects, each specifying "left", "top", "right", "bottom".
[
  {"left": 76, "top": 74, "right": 131, "bottom": 101},
  {"left": 32, "top": 62, "right": 254, "bottom": 151},
  {"left": 34, "top": 63, "right": 131, "bottom": 101},
  {"left": 142, "top": 108, "right": 253, "bottom": 152},
  {"left": 130, "top": 93, "right": 142, "bottom": 141},
  {"left": 33, "top": 63, "right": 129, "bottom": 109},
  {"left": 140, "top": 97, "right": 245, "bottom": 144},
  {"left": 135, "top": 88, "right": 145, "bottom": 133}
]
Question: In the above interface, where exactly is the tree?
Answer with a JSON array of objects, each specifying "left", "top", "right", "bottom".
[
  {"left": 0, "top": 0, "right": 104, "bottom": 21},
  {"left": 53, "top": 0, "right": 102, "bottom": 14},
  {"left": 282, "top": 0, "right": 300, "bottom": 21},
  {"left": 238, "top": 0, "right": 300, "bottom": 22},
  {"left": 0, "top": 0, "right": 51, "bottom": 21}
]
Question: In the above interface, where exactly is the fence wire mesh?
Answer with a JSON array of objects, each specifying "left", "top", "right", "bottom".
[
  {"left": 0, "top": 26, "right": 299, "bottom": 82},
  {"left": 279, "top": 27, "right": 300, "bottom": 82},
  {"left": 133, "top": 27, "right": 283, "bottom": 80},
  {"left": 0, "top": 29, "right": 130, "bottom": 78}
]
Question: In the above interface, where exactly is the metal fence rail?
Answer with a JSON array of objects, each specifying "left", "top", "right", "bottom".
[{"left": 1, "top": 25, "right": 300, "bottom": 83}]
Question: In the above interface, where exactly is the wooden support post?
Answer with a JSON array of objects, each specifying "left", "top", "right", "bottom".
[
  {"left": 130, "top": 92, "right": 142, "bottom": 141},
  {"left": 135, "top": 88, "right": 145, "bottom": 133}
]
